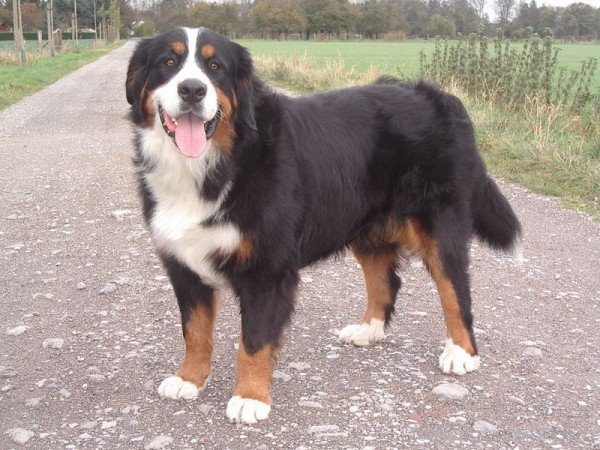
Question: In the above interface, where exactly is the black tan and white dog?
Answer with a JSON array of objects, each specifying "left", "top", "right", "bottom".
[{"left": 125, "top": 27, "right": 522, "bottom": 424}]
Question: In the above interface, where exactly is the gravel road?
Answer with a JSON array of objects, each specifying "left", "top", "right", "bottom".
[{"left": 1, "top": 41, "right": 599, "bottom": 449}]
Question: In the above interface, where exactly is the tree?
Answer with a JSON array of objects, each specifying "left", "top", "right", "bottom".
[
  {"left": 206, "top": 3, "right": 239, "bottom": 34},
  {"left": 427, "top": 14, "right": 456, "bottom": 36},
  {"left": 117, "top": 0, "right": 600, "bottom": 41},
  {"left": 237, "top": 0, "right": 253, "bottom": 33},
  {"left": 377, "top": 0, "right": 405, "bottom": 34},
  {"left": 494, "top": 0, "right": 515, "bottom": 27},
  {"left": 359, "top": 0, "right": 387, "bottom": 38},
  {"left": 428, "top": 0, "right": 442, "bottom": 14},
  {"left": 513, "top": 0, "right": 542, "bottom": 34},
  {"left": 20, "top": 1, "right": 42, "bottom": 30},
  {"left": 133, "top": 18, "right": 155, "bottom": 35},
  {"left": 155, "top": 0, "right": 188, "bottom": 31},
  {"left": 528, "top": 0, "right": 540, "bottom": 31},
  {"left": 442, "top": 0, "right": 479, "bottom": 34},
  {"left": 401, "top": 0, "right": 431, "bottom": 37},
  {"left": 0, "top": 4, "right": 12, "bottom": 24},
  {"left": 562, "top": 2, "right": 597, "bottom": 38},
  {"left": 470, "top": 0, "right": 486, "bottom": 18},
  {"left": 187, "top": 1, "right": 209, "bottom": 26},
  {"left": 538, "top": 6, "right": 557, "bottom": 34},
  {"left": 251, "top": 0, "right": 305, "bottom": 38},
  {"left": 314, "top": 0, "right": 345, "bottom": 34},
  {"left": 299, "top": 0, "right": 359, "bottom": 38}
]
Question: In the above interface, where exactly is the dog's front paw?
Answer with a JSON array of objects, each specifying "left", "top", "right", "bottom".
[
  {"left": 157, "top": 375, "right": 202, "bottom": 400},
  {"left": 338, "top": 319, "right": 386, "bottom": 346},
  {"left": 439, "top": 339, "right": 481, "bottom": 375},
  {"left": 226, "top": 396, "right": 271, "bottom": 424}
]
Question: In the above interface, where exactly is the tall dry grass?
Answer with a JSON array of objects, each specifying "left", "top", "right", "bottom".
[{"left": 253, "top": 54, "right": 386, "bottom": 93}]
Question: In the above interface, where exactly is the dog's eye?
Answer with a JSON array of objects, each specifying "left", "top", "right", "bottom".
[
  {"left": 164, "top": 58, "right": 176, "bottom": 68},
  {"left": 209, "top": 62, "right": 220, "bottom": 71}
]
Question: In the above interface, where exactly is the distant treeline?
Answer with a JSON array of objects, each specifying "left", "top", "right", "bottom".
[
  {"left": 1, "top": 0, "right": 598, "bottom": 41},
  {"left": 133, "top": 0, "right": 600, "bottom": 40}
]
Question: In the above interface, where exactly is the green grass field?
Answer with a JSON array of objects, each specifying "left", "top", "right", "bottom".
[
  {"left": 0, "top": 41, "right": 122, "bottom": 110},
  {"left": 237, "top": 40, "right": 600, "bottom": 92}
]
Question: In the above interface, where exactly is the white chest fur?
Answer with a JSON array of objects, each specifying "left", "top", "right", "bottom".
[{"left": 140, "top": 129, "right": 240, "bottom": 287}]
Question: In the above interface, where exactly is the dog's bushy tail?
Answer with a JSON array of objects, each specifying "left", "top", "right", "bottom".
[{"left": 472, "top": 176, "right": 523, "bottom": 263}]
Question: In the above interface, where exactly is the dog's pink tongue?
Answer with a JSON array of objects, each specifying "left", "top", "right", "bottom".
[{"left": 174, "top": 113, "right": 206, "bottom": 158}]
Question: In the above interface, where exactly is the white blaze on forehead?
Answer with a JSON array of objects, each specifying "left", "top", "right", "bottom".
[{"left": 152, "top": 27, "right": 218, "bottom": 121}]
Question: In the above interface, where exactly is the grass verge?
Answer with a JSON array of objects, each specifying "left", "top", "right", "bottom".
[
  {"left": 254, "top": 54, "right": 599, "bottom": 220},
  {"left": 0, "top": 41, "right": 123, "bottom": 110}
]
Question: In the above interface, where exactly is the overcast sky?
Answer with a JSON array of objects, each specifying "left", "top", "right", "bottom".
[{"left": 485, "top": 0, "right": 600, "bottom": 20}]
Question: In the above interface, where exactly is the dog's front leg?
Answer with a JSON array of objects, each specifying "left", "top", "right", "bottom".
[
  {"left": 226, "top": 272, "right": 297, "bottom": 424},
  {"left": 157, "top": 256, "right": 218, "bottom": 400}
]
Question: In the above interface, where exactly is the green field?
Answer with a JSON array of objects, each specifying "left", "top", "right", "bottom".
[{"left": 237, "top": 40, "right": 600, "bottom": 92}]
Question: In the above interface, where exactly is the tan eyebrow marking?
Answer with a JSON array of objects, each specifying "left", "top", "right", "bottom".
[
  {"left": 201, "top": 44, "right": 216, "bottom": 58},
  {"left": 171, "top": 41, "right": 186, "bottom": 55}
]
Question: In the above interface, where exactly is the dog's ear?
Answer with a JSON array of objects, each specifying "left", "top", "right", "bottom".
[
  {"left": 126, "top": 38, "right": 152, "bottom": 106},
  {"left": 233, "top": 43, "right": 257, "bottom": 132}
]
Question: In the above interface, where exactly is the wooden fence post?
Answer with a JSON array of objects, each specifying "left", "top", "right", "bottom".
[
  {"left": 73, "top": 0, "right": 79, "bottom": 50},
  {"left": 54, "top": 29, "right": 62, "bottom": 52},
  {"left": 12, "top": 0, "right": 25, "bottom": 64},
  {"left": 46, "top": 9, "right": 54, "bottom": 56},
  {"left": 71, "top": 14, "right": 75, "bottom": 42}
]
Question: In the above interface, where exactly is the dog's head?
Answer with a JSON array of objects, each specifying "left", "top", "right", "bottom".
[{"left": 126, "top": 27, "right": 256, "bottom": 158}]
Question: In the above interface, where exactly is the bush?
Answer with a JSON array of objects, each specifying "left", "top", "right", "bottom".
[
  {"left": 419, "top": 32, "right": 598, "bottom": 115},
  {"left": 133, "top": 21, "right": 156, "bottom": 37}
]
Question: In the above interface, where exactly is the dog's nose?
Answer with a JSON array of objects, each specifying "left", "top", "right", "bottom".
[{"left": 177, "top": 79, "right": 207, "bottom": 104}]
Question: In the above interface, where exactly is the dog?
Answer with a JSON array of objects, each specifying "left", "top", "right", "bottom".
[{"left": 125, "top": 27, "right": 522, "bottom": 424}]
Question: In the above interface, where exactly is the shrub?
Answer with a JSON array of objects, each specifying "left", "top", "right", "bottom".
[{"left": 419, "top": 32, "right": 598, "bottom": 115}]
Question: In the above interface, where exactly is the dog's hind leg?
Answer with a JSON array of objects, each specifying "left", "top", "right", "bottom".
[
  {"left": 157, "top": 256, "right": 218, "bottom": 400},
  {"left": 226, "top": 269, "right": 298, "bottom": 424},
  {"left": 404, "top": 216, "right": 481, "bottom": 376},
  {"left": 339, "top": 247, "right": 401, "bottom": 346}
]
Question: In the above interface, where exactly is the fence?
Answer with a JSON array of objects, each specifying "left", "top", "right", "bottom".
[{"left": 0, "top": 31, "right": 96, "bottom": 41}]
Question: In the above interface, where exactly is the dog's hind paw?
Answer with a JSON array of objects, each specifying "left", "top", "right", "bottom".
[
  {"left": 226, "top": 396, "right": 271, "bottom": 424},
  {"left": 338, "top": 319, "right": 386, "bottom": 346},
  {"left": 157, "top": 375, "right": 201, "bottom": 400},
  {"left": 439, "top": 339, "right": 481, "bottom": 375}
]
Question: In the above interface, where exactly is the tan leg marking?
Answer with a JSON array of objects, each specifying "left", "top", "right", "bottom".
[
  {"left": 232, "top": 342, "right": 274, "bottom": 405},
  {"left": 432, "top": 272, "right": 475, "bottom": 354},
  {"left": 340, "top": 237, "right": 397, "bottom": 346},
  {"left": 353, "top": 250, "right": 396, "bottom": 323},
  {"left": 177, "top": 300, "right": 218, "bottom": 386},
  {"left": 158, "top": 297, "right": 218, "bottom": 400},
  {"left": 396, "top": 219, "right": 475, "bottom": 355}
]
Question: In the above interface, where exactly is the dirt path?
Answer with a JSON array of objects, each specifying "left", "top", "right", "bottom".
[{"left": 1, "top": 41, "right": 598, "bottom": 449}]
